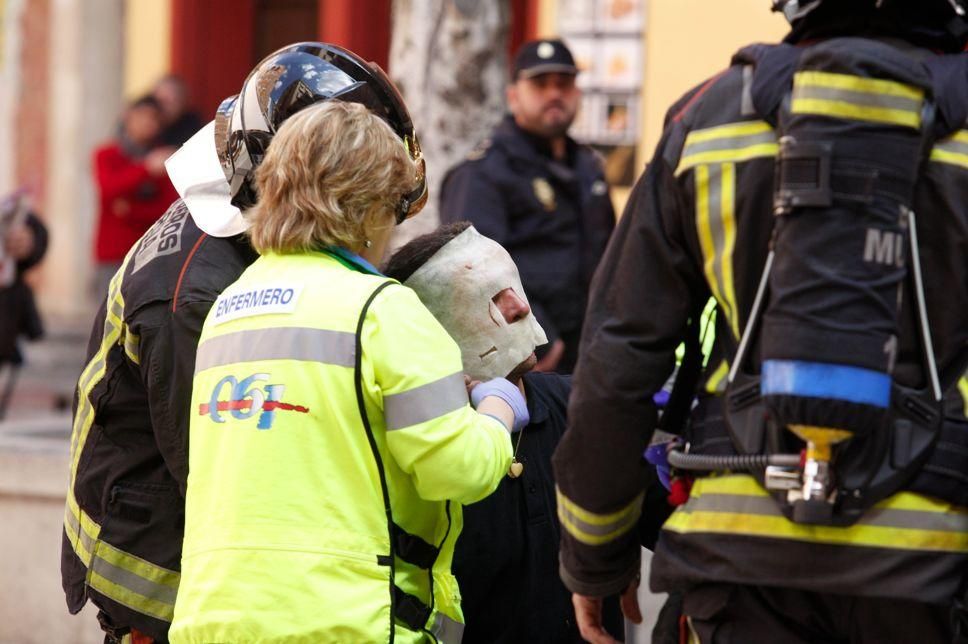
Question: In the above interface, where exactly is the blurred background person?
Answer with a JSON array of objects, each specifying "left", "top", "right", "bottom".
[
  {"left": 91, "top": 95, "right": 177, "bottom": 297},
  {"left": 440, "top": 39, "right": 615, "bottom": 375},
  {"left": 0, "top": 191, "right": 47, "bottom": 419},
  {"left": 153, "top": 74, "right": 203, "bottom": 148}
]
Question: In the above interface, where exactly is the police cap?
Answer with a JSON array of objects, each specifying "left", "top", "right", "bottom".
[{"left": 512, "top": 39, "right": 579, "bottom": 80}]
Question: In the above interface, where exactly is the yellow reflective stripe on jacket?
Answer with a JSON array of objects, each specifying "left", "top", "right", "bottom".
[
  {"left": 791, "top": 71, "right": 924, "bottom": 129},
  {"left": 66, "top": 249, "right": 180, "bottom": 622},
  {"left": 64, "top": 477, "right": 179, "bottom": 622},
  {"left": 88, "top": 540, "right": 179, "bottom": 622},
  {"left": 64, "top": 492, "right": 100, "bottom": 565},
  {"left": 695, "top": 163, "right": 741, "bottom": 339},
  {"left": 557, "top": 487, "right": 643, "bottom": 546},
  {"left": 664, "top": 475, "right": 968, "bottom": 552},
  {"left": 384, "top": 371, "right": 467, "bottom": 431},
  {"left": 959, "top": 376, "right": 968, "bottom": 418},
  {"left": 677, "top": 120, "right": 777, "bottom": 174},
  {"left": 704, "top": 360, "right": 729, "bottom": 394},
  {"left": 122, "top": 323, "right": 140, "bottom": 365},
  {"left": 931, "top": 130, "right": 968, "bottom": 170}
]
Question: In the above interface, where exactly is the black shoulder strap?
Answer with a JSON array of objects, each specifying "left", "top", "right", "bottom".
[
  {"left": 353, "top": 280, "right": 446, "bottom": 638},
  {"left": 923, "top": 52, "right": 968, "bottom": 140},
  {"left": 659, "top": 307, "right": 705, "bottom": 435},
  {"left": 732, "top": 43, "right": 802, "bottom": 127}
]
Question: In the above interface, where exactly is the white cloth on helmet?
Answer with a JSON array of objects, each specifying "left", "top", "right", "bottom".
[
  {"left": 164, "top": 120, "right": 248, "bottom": 238},
  {"left": 405, "top": 226, "right": 547, "bottom": 381}
]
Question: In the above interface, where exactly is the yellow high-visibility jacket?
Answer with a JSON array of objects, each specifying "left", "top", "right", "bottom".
[{"left": 169, "top": 249, "right": 512, "bottom": 643}]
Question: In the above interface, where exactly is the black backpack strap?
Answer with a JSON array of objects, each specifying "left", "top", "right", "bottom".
[
  {"left": 923, "top": 52, "right": 968, "bottom": 140},
  {"left": 732, "top": 43, "right": 802, "bottom": 127},
  {"left": 659, "top": 306, "right": 705, "bottom": 436}
]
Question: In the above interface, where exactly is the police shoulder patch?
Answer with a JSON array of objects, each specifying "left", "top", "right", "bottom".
[{"left": 212, "top": 283, "right": 302, "bottom": 326}]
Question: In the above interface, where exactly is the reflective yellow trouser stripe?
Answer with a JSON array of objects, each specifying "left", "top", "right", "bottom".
[
  {"left": 557, "top": 487, "right": 643, "bottom": 546},
  {"left": 695, "top": 163, "right": 741, "bottom": 340},
  {"left": 791, "top": 71, "right": 924, "bottom": 129},
  {"left": 65, "top": 248, "right": 179, "bottom": 622},
  {"left": 664, "top": 475, "right": 968, "bottom": 552},
  {"left": 931, "top": 130, "right": 968, "bottom": 171}
]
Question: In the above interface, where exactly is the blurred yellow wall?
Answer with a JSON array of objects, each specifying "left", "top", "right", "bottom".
[
  {"left": 123, "top": 0, "right": 171, "bottom": 99},
  {"left": 639, "top": 0, "right": 787, "bottom": 163},
  {"left": 537, "top": 0, "right": 787, "bottom": 213}
]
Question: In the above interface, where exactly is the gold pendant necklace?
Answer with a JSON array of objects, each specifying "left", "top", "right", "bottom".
[{"left": 508, "top": 428, "right": 525, "bottom": 478}]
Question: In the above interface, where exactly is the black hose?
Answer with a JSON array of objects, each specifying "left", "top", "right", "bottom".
[{"left": 667, "top": 449, "right": 800, "bottom": 471}]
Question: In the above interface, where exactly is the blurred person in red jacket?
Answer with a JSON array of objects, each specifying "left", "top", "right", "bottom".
[
  {"left": 153, "top": 74, "right": 204, "bottom": 147},
  {"left": 92, "top": 95, "right": 178, "bottom": 296}
]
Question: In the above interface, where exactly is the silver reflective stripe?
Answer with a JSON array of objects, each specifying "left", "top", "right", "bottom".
[
  {"left": 741, "top": 65, "right": 755, "bottom": 116},
  {"left": 89, "top": 555, "right": 179, "bottom": 607},
  {"left": 792, "top": 83, "right": 922, "bottom": 113},
  {"left": 558, "top": 498, "right": 642, "bottom": 540},
  {"left": 384, "top": 371, "right": 467, "bottom": 431},
  {"left": 682, "top": 492, "right": 968, "bottom": 533},
  {"left": 64, "top": 504, "right": 96, "bottom": 561},
  {"left": 431, "top": 612, "right": 465, "bottom": 643},
  {"left": 936, "top": 137, "right": 968, "bottom": 156},
  {"left": 195, "top": 327, "right": 357, "bottom": 373}
]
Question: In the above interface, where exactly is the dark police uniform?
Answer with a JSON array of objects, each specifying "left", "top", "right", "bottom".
[
  {"left": 441, "top": 116, "right": 615, "bottom": 372},
  {"left": 62, "top": 199, "right": 257, "bottom": 642},
  {"left": 552, "top": 38, "right": 968, "bottom": 642},
  {"left": 452, "top": 372, "right": 623, "bottom": 643}
]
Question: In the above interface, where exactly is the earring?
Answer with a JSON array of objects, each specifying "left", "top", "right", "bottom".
[{"left": 364, "top": 239, "right": 373, "bottom": 248}]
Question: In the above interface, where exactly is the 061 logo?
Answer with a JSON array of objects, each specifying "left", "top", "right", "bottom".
[{"left": 198, "top": 373, "right": 308, "bottom": 430}]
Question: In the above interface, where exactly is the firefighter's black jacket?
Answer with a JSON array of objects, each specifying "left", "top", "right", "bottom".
[
  {"left": 62, "top": 200, "right": 257, "bottom": 640},
  {"left": 552, "top": 40, "right": 968, "bottom": 604}
]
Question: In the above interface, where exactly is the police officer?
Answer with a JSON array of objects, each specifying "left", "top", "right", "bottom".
[
  {"left": 62, "top": 43, "right": 432, "bottom": 643},
  {"left": 440, "top": 39, "right": 615, "bottom": 374},
  {"left": 551, "top": 2, "right": 968, "bottom": 643}
]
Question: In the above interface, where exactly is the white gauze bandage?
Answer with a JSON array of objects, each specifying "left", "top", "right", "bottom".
[{"left": 405, "top": 226, "right": 547, "bottom": 381}]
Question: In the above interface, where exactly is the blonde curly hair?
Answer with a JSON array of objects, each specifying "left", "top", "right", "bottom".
[{"left": 247, "top": 100, "right": 418, "bottom": 254}]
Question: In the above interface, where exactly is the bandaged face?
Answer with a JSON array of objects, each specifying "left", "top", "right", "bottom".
[{"left": 405, "top": 227, "right": 548, "bottom": 381}]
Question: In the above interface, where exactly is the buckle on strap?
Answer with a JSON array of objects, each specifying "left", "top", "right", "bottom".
[
  {"left": 97, "top": 610, "right": 130, "bottom": 643},
  {"left": 393, "top": 522, "right": 439, "bottom": 569},
  {"left": 393, "top": 585, "right": 432, "bottom": 632}
]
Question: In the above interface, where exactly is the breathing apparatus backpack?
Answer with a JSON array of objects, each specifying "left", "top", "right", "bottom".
[{"left": 713, "top": 38, "right": 963, "bottom": 527}]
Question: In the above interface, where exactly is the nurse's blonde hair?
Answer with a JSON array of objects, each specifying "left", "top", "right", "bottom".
[{"left": 247, "top": 100, "right": 417, "bottom": 253}]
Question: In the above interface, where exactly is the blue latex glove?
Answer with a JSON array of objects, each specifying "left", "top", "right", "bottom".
[
  {"left": 645, "top": 441, "right": 673, "bottom": 491},
  {"left": 470, "top": 378, "right": 530, "bottom": 432}
]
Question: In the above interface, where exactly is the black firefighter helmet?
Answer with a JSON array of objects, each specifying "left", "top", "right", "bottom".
[
  {"left": 772, "top": 0, "right": 967, "bottom": 25},
  {"left": 214, "top": 42, "right": 427, "bottom": 222}
]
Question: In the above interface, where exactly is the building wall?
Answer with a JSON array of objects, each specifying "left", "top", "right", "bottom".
[
  {"left": 13, "top": 0, "right": 50, "bottom": 202},
  {"left": 535, "top": 0, "right": 787, "bottom": 214},
  {"left": 124, "top": 0, "right": 171, "bottom": 99},
  {"left": 639, "top": 0, "right": 787, "bottom": 164}
]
